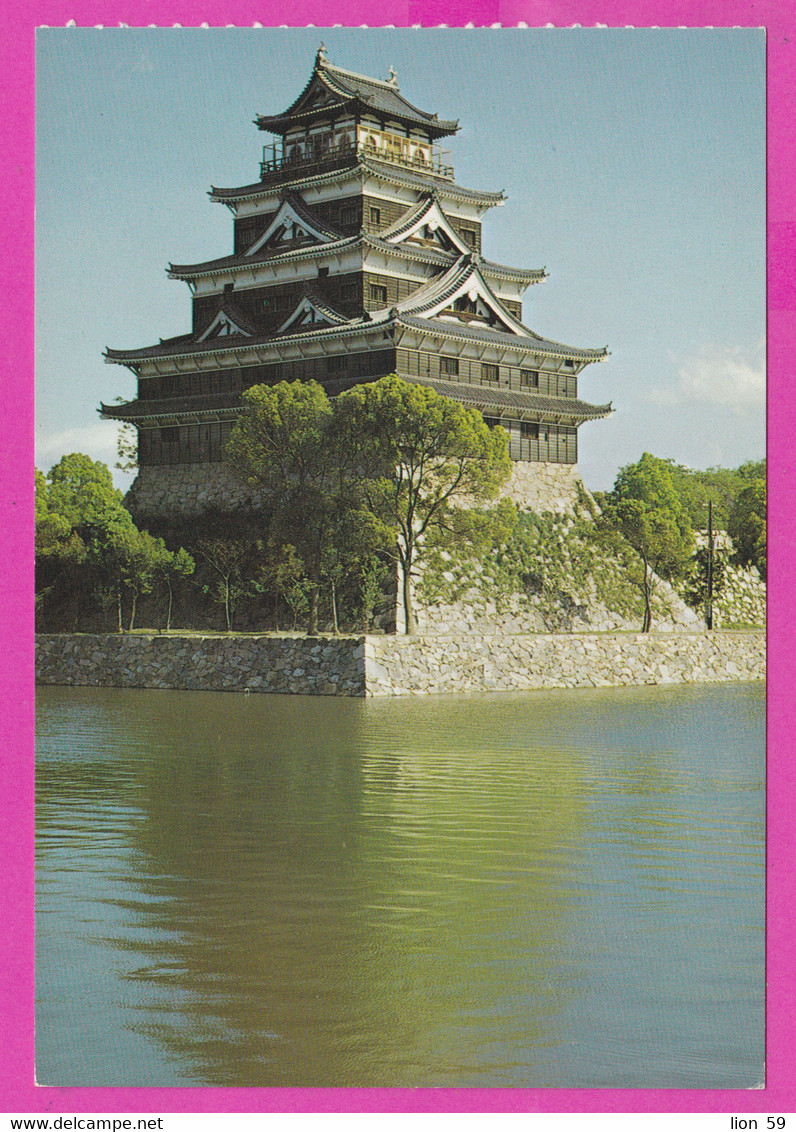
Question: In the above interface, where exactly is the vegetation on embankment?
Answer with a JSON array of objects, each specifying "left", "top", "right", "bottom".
[{"left": 36, "top": 379, "right": 766, "bottom": 636}]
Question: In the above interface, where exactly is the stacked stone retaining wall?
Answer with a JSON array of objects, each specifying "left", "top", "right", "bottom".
[
  {"left": 36, "top": 634, "right": 366, "bottom": 696},
  {"left": 364, "top": 630, "right": 765, "bottom": 695},
  {"left": 127, "top": 460, "right": 591, "bottom": 523},
  {"left": 37, "top": 630, "right": 764, "bottom": 698}
]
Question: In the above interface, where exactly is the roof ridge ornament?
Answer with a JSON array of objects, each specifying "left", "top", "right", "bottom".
[
  {"left": 316, "top": 42, "right": 328, "bottom": 64},
  {"left": 388, "top": 65, "right": 398, "bottom": 86}
]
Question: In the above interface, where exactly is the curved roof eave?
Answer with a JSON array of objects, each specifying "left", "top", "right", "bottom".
[
  {"left": 210, "top": 159, "right": 505, "bottom": 208},
  {"left": 255, "top": 58, "right": 459, "bottom": 139},
  {"left": 407, "top": 376, "right": 613, "bottom": 420},
  {"left": 168, "top": 235, "right": 361, "bottom": 278},
  {"left": 104, "top": 314, "right": 394, "bottom": 367},
  {"left": 394, "top": 313, "right": 609, "bottom": 362}
]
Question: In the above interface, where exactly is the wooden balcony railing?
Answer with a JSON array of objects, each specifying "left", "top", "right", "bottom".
[{"left": 259, "top": 142, "right": 454, "bottom": 184}]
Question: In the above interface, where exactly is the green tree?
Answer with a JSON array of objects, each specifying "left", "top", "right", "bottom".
[
  {"left": 728, "top": 479, "right": 766, "bottom": 579},
  {"left": 681, "top": 545, "right": 728, "bottom": 625},
  {"left": 601, "top": 453, "right": 694, "bottom": 632},
  {"left": 46, "top": 452, "right": 125, "bottom": 527},
  {"left": 356, "top": 554, "right": 392, "bottom": 632},
  {"left": 196, "top": 534, "right": 252, "bottom": 632},
  {"left": 36, "top": 455, "right": 134, "bottom": 629},
  {"left": 89, "top": 511, "right": 150, "bottom": 632},
  {"left": 335, "top": 376, "right": 512, "bottom": 634},
  {"left": 657, "top": 456, "right": 766, "bottom": 531},
  {"left": 226, "top": 381, "right": 387, "bottom": 634},
  {"left": 35, "top": 468, "right": 88, "bottom": 625},
  {"left": 115, "top": 418, "right": 139, "bottom": 475},
  {"left": 37, "top": 454, "right": 193, "bottom": 633},
  {"left": 157, "top": 546, "right": 196, "bottom": 632}
]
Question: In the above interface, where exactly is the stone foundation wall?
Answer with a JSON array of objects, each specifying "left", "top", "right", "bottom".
[
  {"left": 36, "top": 634, "right": 366, "bottom": 696},
  {"left": 365, "top": 630, "right": 765, "bottom": 695},
  {"left": 37, "top": 629, "right": 764, "bottom": 698},
  {"left": 715, "top": 565, "right": 766, "bottom": 627},
  {"left": 412, "top": 575, "right": 701, "bottom": 636},
  {"left": 125, "top": 465, "right": 267, "bottom": 521},
  {"left": 126, "top": 459, "right": 589, "bottom": 523},
  {"left": 499, "top": 461, "right": 588, "bottom": 514},
  {"left": 690, "top": 533, "right": 767, "bottom": 628}
]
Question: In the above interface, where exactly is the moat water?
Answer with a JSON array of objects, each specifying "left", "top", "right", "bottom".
[{"left": 36, "top": 682, "right": 765, "bottom": 1089}]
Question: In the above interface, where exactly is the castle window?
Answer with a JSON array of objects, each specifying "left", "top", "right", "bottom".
[
  {"left": 326, "top": 355, "right": 347, "bottom": 373},
  {"left": 369, "top": 206, "right": 382, "bottom": 226},
  {"left": 161, "top": 427, "right": 179, "bottom": 444},
  {"left": 483, "top": 416, "right": 500, "bottom": 430},
  {"left": 224, "top": 282, "right": 234, "bottom": 293},
  {"left": 481, "top": 363, "right": 499, "bottom": 384},
  {"left": 440, "top": 356, "right": 459, "bottom": 376},
  {"left": 454, "top": 295, "right": 477, "bottom": 313},
  {"left": 460, "top": 227, "right": 476, "bottom": 247},
  {"left": 520, "top": 369, "right": 539, "bottom": 388},
  {"left": 564, "top": 359, "right": 576, "bottom": 370},
  {"left": 341, "top": 207, "right": 358, "bottom": 226},
  {"left": 318, "top": 266, "right": 329, "bottom": 278},
  {"left": 520, "top": 422, "right": 539, "bottom": 439},
  {"left": 369, "top": 283, "right": 387, "bottom": 303},
  {"left": 342, "top": 283, "right": 359, "bottom": 302}
]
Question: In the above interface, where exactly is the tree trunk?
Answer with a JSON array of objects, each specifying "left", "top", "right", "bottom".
[
  {"left": 166, "top": 581, "right": 173, "bottom": 632},
  {"left": 308, "top": 585, "right": 319, "bottom": 636},
  {"left": 402, "top": 562, "right": 416, "bottom": 636},
  {"left": 641, "top": 558, "right": 652, "bottom": 633},
  {"left": 117, "top": 591, "right": 124, "bottom": 634},
  {"left": 331, "top": 580, "right": 339, "bottom": 635},
  {"left": 129, "top": 593, "right": 137, "bottom": 632},
  {"left": 224, "top": 578, "right": 232, "bottom": 632}
]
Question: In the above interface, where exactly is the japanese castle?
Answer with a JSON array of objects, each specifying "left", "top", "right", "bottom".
[{"left": 103, "top": 47, "right": 612, "bottom": 515}]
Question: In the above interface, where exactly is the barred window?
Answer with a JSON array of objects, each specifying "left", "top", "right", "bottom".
[
  {"left": 483, "top": 416, "right": 500, "bottom": 430},
  {"left": 326, "top": 355, "right": 347, "bottom": 373},
  {"left": 520, "top": 422, "right": 539, "bottom": 439},
  {"left": 369, "top": 284, "right": 387, "bottom": 303},
  {"left": 440, "top": 356, "right": 459, "bottom": 376},
  {"left": 161, "top": 427, "right": 179, "bottom": 444},
  {"left": 520, "top": 369, "right": 539, "bottom": 388},
  {"left": 481, "top": 363, "right": 499, "bottom": 383},
  {"left": 369, "top": 207, "right": 382, "bottom": 225},
  {"left": 460, "top": 227, "right": 477, "bottom": 247}
]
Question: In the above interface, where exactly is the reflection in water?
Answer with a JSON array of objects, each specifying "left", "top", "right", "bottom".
[{"left": 36, "top": 683, "right": 764, "bottom": 1087}]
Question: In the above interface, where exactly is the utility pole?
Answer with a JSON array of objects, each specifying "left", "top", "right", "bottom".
[{"left": 706, "top": 500, "right": 714, "bottom": 630}]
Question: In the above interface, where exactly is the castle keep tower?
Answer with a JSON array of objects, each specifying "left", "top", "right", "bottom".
[{"left": 103, "top": 48, "right": 612, "bottom": 517}]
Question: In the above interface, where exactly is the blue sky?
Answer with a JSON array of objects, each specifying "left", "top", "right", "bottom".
[{"left": 35, "top": 27, "right": 765, "bottom": 491}]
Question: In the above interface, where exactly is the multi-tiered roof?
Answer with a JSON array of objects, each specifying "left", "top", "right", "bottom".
[{"left": 103, "top": 47, "right": 611, "bottom": 471}]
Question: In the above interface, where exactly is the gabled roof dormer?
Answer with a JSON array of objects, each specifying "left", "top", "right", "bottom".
[
  {"left": 275, "top": 289, "right": 351, "bottom": 335},
  {"left": 245, "top": 192, "right": 343, "bottom": 256},
  {"left": 391, "top": 255, "right": 532, "bottom": 337},
  {"left": 379, "top": 194, "right": 472, "bottom": 256},
  {"left": 196, "top": 306, "right": 256, "bottom": 343}
]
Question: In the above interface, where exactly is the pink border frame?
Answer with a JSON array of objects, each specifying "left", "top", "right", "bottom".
[{"left": 5, "top": 0, "right": 792, "bottom": 1115}]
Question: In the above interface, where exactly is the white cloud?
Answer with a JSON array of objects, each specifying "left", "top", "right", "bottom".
[
  {"left": 653, "top": 340, "right": 766, "bottom": 413},
  {"left": 35, "top": 421, "right": 121, "bottom": 472}
]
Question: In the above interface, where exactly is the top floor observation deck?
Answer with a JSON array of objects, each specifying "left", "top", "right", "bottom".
[{"left": 260, "top": 123, "right": 454, "bottom": 186}]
